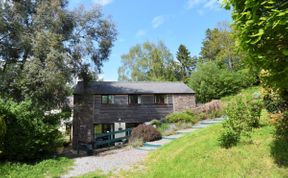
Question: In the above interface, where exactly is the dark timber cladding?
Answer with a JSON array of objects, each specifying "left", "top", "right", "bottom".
[{"left": 72, "top": 81, "right": 196, "bottom": 148}]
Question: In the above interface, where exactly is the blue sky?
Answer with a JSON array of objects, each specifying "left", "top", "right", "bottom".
[{"left": 69, "top": 0, "right": 231, "bottom": 81}]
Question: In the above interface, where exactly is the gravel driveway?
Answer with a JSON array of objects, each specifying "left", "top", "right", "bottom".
[{"left": 61, "top": 147, "right": 148, "bottom": 178}]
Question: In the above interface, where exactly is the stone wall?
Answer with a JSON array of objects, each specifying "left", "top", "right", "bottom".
[
  {"left": 173, "top": 94, "right": 196, "bottom": 112},
  {"left": 72, "top": 94, "right": 94, "bottom": 149}
]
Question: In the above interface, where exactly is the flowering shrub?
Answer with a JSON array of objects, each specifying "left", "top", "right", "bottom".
[
  {"left": 130, "top": 124, "right": 161, "bottom": 142},
  {"left": 219, "top": 94, "right": 263, "bottom": 148}
]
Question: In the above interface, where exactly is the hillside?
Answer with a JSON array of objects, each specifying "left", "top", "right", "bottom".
[{"left": 117, "top": 87, "right": 288, "bottom": 178}]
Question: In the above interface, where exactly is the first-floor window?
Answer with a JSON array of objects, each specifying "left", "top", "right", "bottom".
[
  {"left": 154, "top": 94, "right": 167, "bottom": 104},
  {"left": 128, "top": 95, "right": 141, "bottom": 105},
  {"left": 101, "top": 95, "right": 114, "bottom": 104}
]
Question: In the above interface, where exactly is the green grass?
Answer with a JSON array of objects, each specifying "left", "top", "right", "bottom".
[
  {"left": 221, "top": 86, "right": 260, "bottom": 103},
  {"left": 0, "top": 157, "right": 73, "bottom": 178},
  {"left": 79, "top": 86, "right": 288, "bottom": 178},
  {"left": 121, "top": 122, "right": 288, "bottom": 178}
]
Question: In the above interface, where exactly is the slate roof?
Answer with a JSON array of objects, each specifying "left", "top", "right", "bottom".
[{"left": 74, "top": 81, "right": 195, "bottom": 94}]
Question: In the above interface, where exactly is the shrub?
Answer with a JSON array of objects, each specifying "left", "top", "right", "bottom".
[
  {"left": 275, "top": 111, "right": 288, "bottom": 141},
  {"left": 0, "top": 99, "right": 66, "bottom": 161},
  {"left": 150, "top": 119, "right": 161, "bottom": 127},
  {"left": 0, "top": 116, "right": 6, "bottom": 152},
  {"left": 188, "top": 62, "right": 256, "bottom": 103},
  {"left": 218, "top": 128, "right": 240, "bottom": 148},
  {"left": 131, "top": 124, "right": 162, "bottom": 142},
  {"left": 165, "top": 111, "right": 198, "bottom": 123},
  {"left": 219, "top": 95, "right": 263, "bottom": 148},
  {"left": 128, "top": 137, "right": 144, "bottom": 147}
]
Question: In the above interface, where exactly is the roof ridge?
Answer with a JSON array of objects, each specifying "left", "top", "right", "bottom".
[{"left": 78, "top": 80, "right": 185, "bottom": 84}]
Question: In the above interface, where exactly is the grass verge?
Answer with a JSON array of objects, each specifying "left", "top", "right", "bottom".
[
  {"left": 120, "top": 122, "right": 288, "bottom": 178},
  {"left": 0, "top": 157, "right": 73, "bottom": 178}
]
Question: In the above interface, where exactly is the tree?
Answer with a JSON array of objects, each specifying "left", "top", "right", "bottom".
[
  {"left": 224, "top": 0, "right": 288, "bottom": 99},
  {"left": 225, "top": 0, "right": 288, "bottom": 142},
  {"left": 188, "top": 61, "right": 255, "bottom": 103},
  {"left": 0, "top": 0, "right": 116, "bottom": 160},
  {"left": 200, "top": 23, "right": 246, "bottom": 70},
  {"left": 0, "top": 0, "right": 117, "bottom": 110},
  {"left": 118, "top": 41, "right": 178, "bottom": 81},
  {"left": 176, "top": 44, "right": 197, "bottom": 81}
]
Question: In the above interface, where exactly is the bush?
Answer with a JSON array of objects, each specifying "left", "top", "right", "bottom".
[
  {"left": 150, "top": 119, "right": 161, "bottom": 127},
  {"left": 219, "top": 95, "right": 263, "bottom": 148},
  {"left": 165, "top": 111, "right": 198, "bottom": 123},
  {"left": 0, "top": 99, "right": 67, "bottom": 161},
  {"left": 275, "top": 111, "right": 288, "bottom": 141},
  {"left": 218, "top": 128, "right": 240, "bottom": 148},
  {"left": 131, "top": 124, "right": 162, "bottom": 142},
  {"left": 0, "top": 116, "right": 6, "bottom": 152},
  {"left": 128, "top": 137, "right": 144, "bottom": 148},
  {"left": 188, "top": 62, "right": 256, "bottom": 103}
]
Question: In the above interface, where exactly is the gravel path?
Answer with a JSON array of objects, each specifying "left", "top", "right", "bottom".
[
  {"left": 61, "top": 147, "right": 148, "bottom": 178},
  {"left": 62, "top": 118, "right": 225, "bottom": 177}
]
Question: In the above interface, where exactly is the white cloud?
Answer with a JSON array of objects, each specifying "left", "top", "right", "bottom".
[
  {"left": 204, "top": 0, "right": 219, "bottom": 10},
  {"left": 152, "top": 16, "right": 165, "bottom": 28},
  {"left": 197, "top": 9, "right": 204, "bottom": 16},
  {"left": 93, "top": 0, "right": 113, "bottom": 6},
  {"left": 186, "top": 0, "right": 221, "bottom": 11},
  {"left": 187, "top": 0, "right": 201, "bottom": 9},
  {"left": 136, "top": 30, "right": 146, "bottom": 37}
]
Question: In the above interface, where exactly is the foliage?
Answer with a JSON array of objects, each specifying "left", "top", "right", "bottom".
[
  {"left": 200, "top": 22, "right": 246, "bottom": 70},
  {"left": 119, "top": 124, "right": 288, "bottom": 177},
  {"left": 176, "top": 44, "right": 197, "bottom": 81},
  {"left": 165, "top": 111, "right": 198, "bottom": 123},
  {"left": 0, "top": 0, "right": 117, "bottom": 109},
  {"left": 188, "top": 61, "right": 256, "bottom": 103},
  {"left": 0, "top": 116, "right": 6, "bottom": 152},
  {"left": 261, "top": 87, "right": 287, "bottom": 114},
  {"left": 149, "top": 119, "right": 161, "bottom": 127},
  {"left": 274, "top": 112, "right": 288, "bottom": 142},
  {"left": 219, "top": 95, "right": 263, "bottom": 148},
  {"left": 0, "top": 157, "right": 73, "bottom": 178},
  {"left": 128, "top": 137, "right": 144, "bottom": 148},
  {"left": 225, "top": 0, "right": 288, "bottom": 105},
  {"left": 0, "top": 99, "right": 68, "bottom": 161},
  {"left": 130, "top": 124, "right": 162, "bottom": 142},
  {"left": 118, "top": 41, "right": 179, "bottom": 81}
]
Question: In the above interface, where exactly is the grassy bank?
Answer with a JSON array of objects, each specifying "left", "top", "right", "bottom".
[
  {"left": 0, "top": 157, "right": 73, "bottom": 178},
  {"left": 121, "top": 120, "right": 288, "bottom": 178}
]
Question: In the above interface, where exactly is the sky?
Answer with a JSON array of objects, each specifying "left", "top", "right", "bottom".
[{"left": 69, "top": 0, "right": 231, "bottom": 81}]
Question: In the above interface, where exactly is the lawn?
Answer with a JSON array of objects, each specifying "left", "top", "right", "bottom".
[
  {"left": 0, "top": 157, "right": 73, "bottom": 178},
  {"left": 120, "top": 120, "right": 288, "bottom": 178}
]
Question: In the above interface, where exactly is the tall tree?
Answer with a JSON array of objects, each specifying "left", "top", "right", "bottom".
[
  {"left": 200, "top": 23, "right": 245, "bottom": 70},
  {"left": 224, "top": 1, "right": 288, "bottom": 98},
  {"left": 118, "top": 41, "right": 178, "bottom": 81},
  {"left": 176, "top": 44, "right": 196, "bottom": 81},
  {"left": 225, "top": 0, "right": 288, "bottom": 142},
  {"left": 0, "top": 0, "right": 117, "bottom": 109}
]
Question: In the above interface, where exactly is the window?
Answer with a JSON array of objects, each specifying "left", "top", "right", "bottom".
[
  {"left": 101, "top": 95, "right": 114, "bottom": 104},
  {"left": 128, "top": 95, "right": 141, "bottom": 105},
  {"left": 154, "top": 95, "right": 167, "bottom": 104}
]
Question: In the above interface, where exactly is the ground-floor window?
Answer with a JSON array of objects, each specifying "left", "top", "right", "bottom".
[
  {"left": 94, "top": 123, "right": 114, "bottom": 135},
  {"left": 126, "top": 123, "right": 141, "bottom": 129}
]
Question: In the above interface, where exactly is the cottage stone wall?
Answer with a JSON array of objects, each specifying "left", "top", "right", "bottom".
[
  {"left": 173, "top": 94, "right": 196, "bottom": 112},
  {"left": 72, "top": 94, "right": 94, "bottom": 149}
]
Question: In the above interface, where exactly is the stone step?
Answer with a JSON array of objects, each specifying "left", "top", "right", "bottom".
[
  {"left": 211, "top": 117, "right": 225, "bottom": 121},
  {"left": 145, "top": 139, "right": 172, "bottom": 146},
  {"left": 162, "top": 134, "right": 185, "bottom": 140},
  {"left": 143, "top": 143, "right": 161, "bottom": 148},
  {"left": 191, "top": 125, "right": 207, "bottom": 129},
  {"left": 199, "top": 120, "right": 222, "bottom": 124},
  {"left": 176, "top": 128, "right": 198, "bottom": 134},
  {"left": 137, "top": 146, "right": 158, "bottom": 151}
]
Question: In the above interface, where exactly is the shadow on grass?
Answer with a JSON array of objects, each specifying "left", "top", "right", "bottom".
[{"left": 270, "top": 138, "right": 288, "bottom": 167}]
